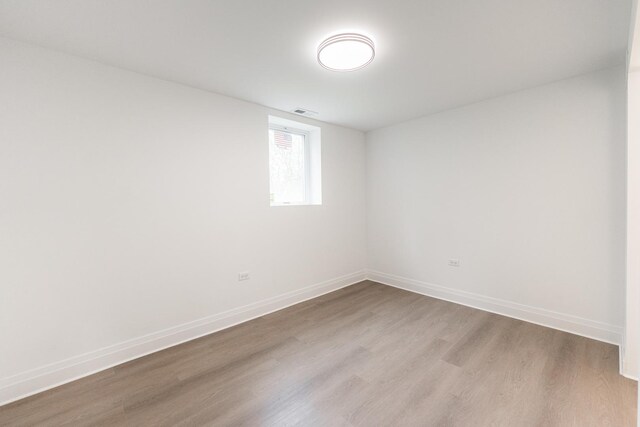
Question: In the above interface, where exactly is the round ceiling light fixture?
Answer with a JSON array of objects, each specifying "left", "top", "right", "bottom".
[{"left": 317, "top": 33, "right": 375, "bottom": 72}]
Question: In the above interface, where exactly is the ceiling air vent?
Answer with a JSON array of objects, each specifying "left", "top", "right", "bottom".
[{"left": 291, "top": 108, "right": 318, "bottom": 118}]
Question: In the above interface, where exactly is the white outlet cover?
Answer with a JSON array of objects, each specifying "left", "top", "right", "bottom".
[
  {"left": 238, "top": 272, "right": 250, "bottom": 281},
  {"left": 448, "top": 259, "right": 460, "bottom": 267}
]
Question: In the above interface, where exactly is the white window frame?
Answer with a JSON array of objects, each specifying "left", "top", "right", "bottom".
[
  {"left": 268, "top": 115, "right": 322, "bottom": 207},
  {"left": 269, "top": 124, "right": 311, "bottom": 205}
]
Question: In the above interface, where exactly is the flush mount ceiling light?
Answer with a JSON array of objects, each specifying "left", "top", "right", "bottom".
[{"left": 317, "top": 33, "right": 375, "bottom": 72}]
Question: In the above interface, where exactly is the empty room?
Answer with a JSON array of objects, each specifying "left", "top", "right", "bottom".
[{"left": 1, "top": 0, "right": 640, "bottom": 425}]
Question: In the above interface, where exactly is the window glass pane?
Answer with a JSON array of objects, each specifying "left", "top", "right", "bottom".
[{"left": 269, "top": 129, "right": 307, "bottom": 205}]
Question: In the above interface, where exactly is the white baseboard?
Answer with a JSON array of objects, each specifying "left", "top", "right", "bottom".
[
  {"left": 366, "top": 270, "right": 623, "bottom": 346},
  {"left": 0, "top": 270, "right": 367, "bottom": 406},
  {"left": 620, "top": 334, "right": 639, "bottom": 380}
]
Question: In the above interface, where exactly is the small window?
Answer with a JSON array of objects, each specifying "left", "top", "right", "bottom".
[{"left": 268, "top": 116, "right": 321, "bottom": 206}]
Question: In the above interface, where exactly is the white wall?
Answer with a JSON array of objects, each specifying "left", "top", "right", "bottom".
[
  {"left": 0, "top": 34, "right": 632, "bottom": 404},
  {"left": 627, "top": 71, "right": 640, "bottom": 380},
  {"left": 626, "top": 0, "right": 640, "bottom": 387},
  {"left": 367, "top": 67, "right": 627, "bottom": 347},
  {"left": 0, "top": 38, "right": 366, "bottom": 399}
]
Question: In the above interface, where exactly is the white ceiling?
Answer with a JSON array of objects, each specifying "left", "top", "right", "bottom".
[{"left": 0, "top": 0, "right": 632, "bottom": 131}]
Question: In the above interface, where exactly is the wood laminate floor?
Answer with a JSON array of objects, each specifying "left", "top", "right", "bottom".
[{"left": 0, "top": 281, "right": 636, "bottom": 426}]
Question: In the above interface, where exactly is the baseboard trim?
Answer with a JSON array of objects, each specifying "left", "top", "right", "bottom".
[
  {"left": 366, "top": 270, "right": 623, "bottom": 346},
  {"left": 0, "top": 270, "right": 367, "bottom": 406},
  {"left": 620, "top": 334, "right": 639, "bottom": 380}
]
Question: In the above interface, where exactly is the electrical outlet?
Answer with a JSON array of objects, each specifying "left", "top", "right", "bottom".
[
  {"left": 238, "top": 272, "right": 250, "bottom": 281},
  {"left": 448, "top": 259, "right": 460, "bottom": 267}
]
